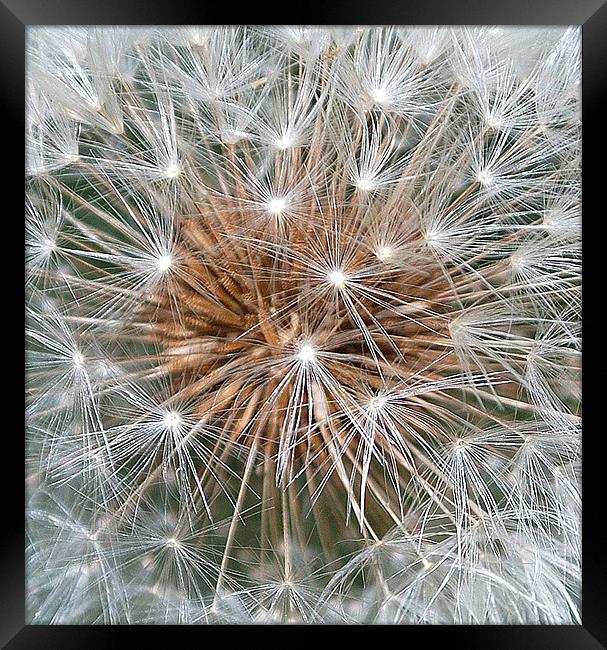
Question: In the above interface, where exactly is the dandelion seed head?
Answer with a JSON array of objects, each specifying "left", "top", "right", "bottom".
[
  {"left": 162, "top": 411, "right": 182, "bottom": 430},
  {"left": 25, "top": 25, "right": 581, "bottom": 626},
  {"left": 486, "top": 115, "right": 502, "bottom": 129},
  {"left": 187, "top": 28, "right": 210, "bottom": 46},
  {"left": 369, "top": 86, "right": 390, "bottom": 106},
  {"left": 296, "top": 343, "right": 317, "bottom": 364},
  {"left": 274, "top": 131, "right": 296, "bottom": 150},
  {"left": 355, "top": 176, "right": 377, "bottom": 192},
  {"left": 164, "top": 162, "right": 181, "bottom": 179},
  {"left": 448, "top": 316, "right": 465, "bottom": 343},
  {"left": 41, "top": 237, "right": 56, "bottom": 254},
  {"left": 375, "top": 245, "right": 393, "bottom": 261},
  {"left": 72, "top": 351, "right": 85, "bottom": 368},
  {"left": 542, "top": 209, "right": 563, "bottom": 228},
  {"left": 424, "top": 229, "right": 441, "bottom": 248},
  {"left": 368, "top": 394, "right": 387, "bottom": 411},
  {"left": 542, "top": 212, "right": 555, "bottom": 227},
  {"left": 156, "top": 254, "right": 173, "bottom": 272},
  {"left": 537, "top": 121, "right": 549, "bottom": 134},
  {"left": 327, "top": 269, "right": 348, "bottom": 288},
  {"left": 477, "top": 168, "right": 494, "bottom": 186},
  {"left": 266, "top": 197, "right": 288, "bottom": 216}
]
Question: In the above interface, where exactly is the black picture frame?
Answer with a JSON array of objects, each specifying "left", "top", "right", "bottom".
[{"left": 5, "top": 1, "right": 604, "bottom": 646}]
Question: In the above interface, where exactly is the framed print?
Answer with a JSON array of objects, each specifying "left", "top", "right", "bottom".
[{"left": 4, "top": 0, "right": 604, "bottom": 646}]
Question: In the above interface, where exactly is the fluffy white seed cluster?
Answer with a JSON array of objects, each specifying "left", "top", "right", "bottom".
[{"left": 26, "top": 26, "right": 581, "bottom": 624}]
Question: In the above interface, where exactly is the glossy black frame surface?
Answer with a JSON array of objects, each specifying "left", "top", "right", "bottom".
[{"left": 4, "top": 1, "right": 604, "bottom": 646}]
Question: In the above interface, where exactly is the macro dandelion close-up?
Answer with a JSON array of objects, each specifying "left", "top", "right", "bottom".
[{"left": 25, "top": 25, "right": 581, "bottom": 624}]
